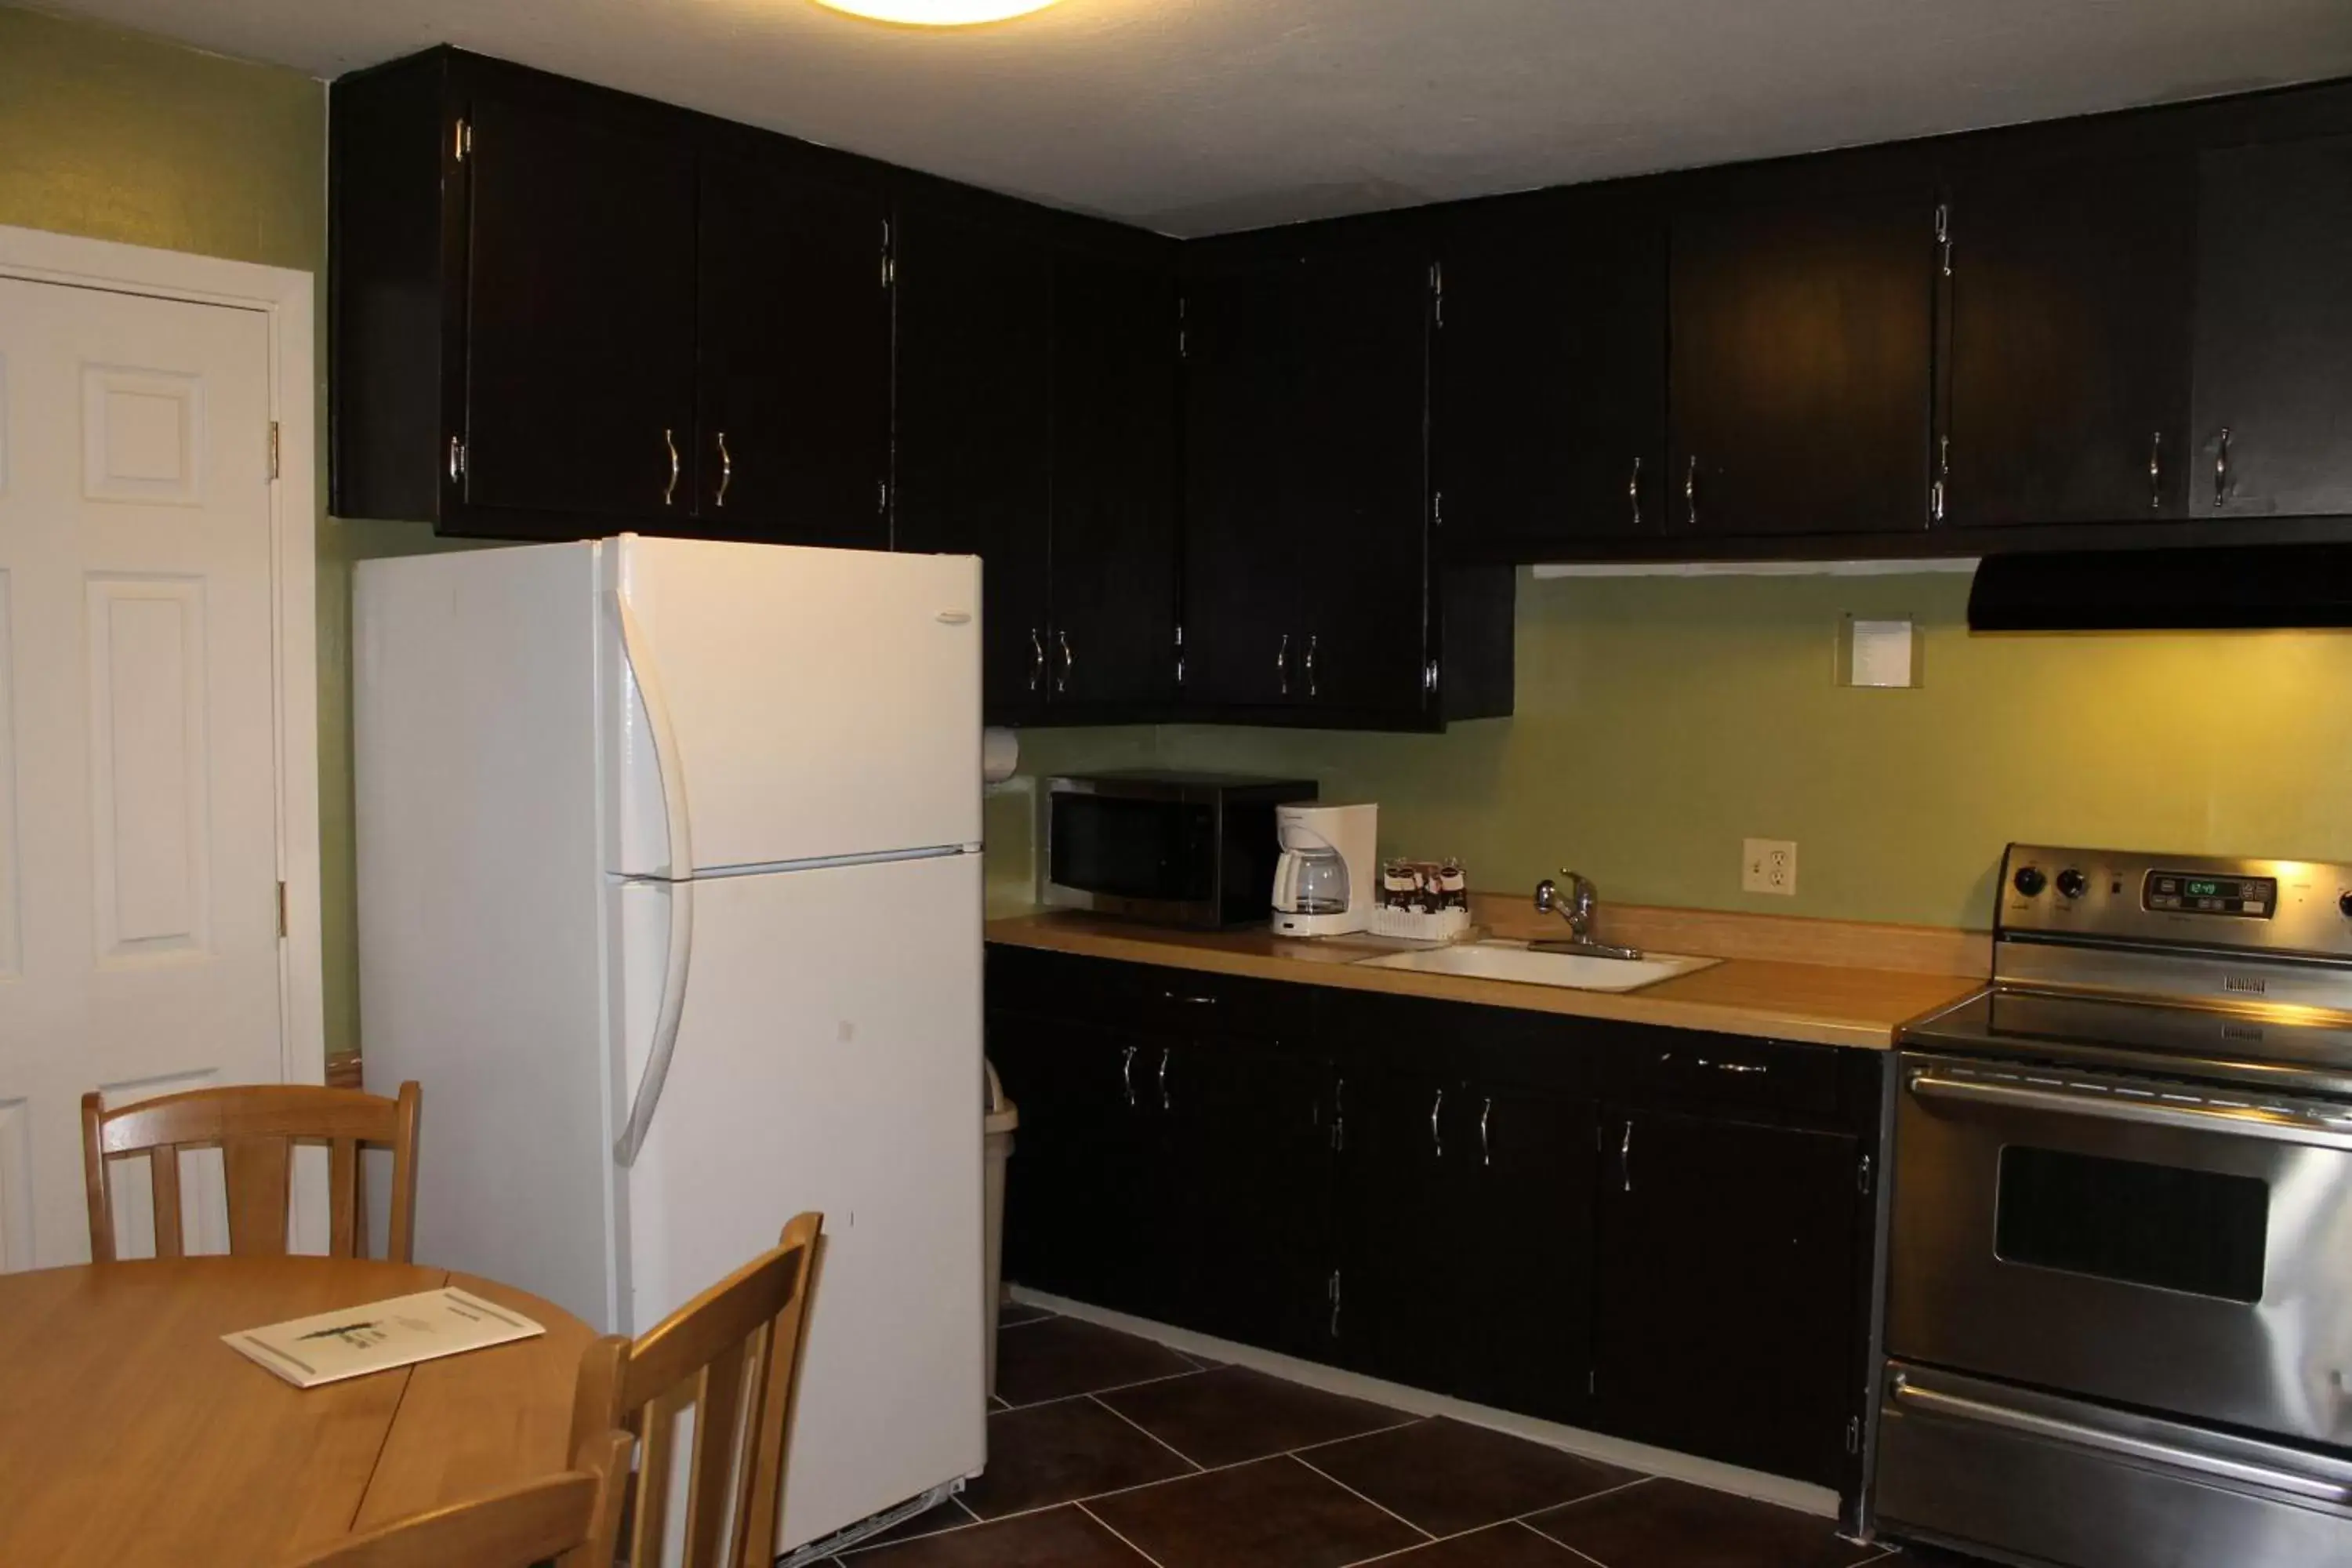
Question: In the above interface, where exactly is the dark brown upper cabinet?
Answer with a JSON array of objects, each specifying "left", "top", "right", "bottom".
[
  {"left": 1936, "top": 147, "right": 2196, "bottom": 528},
  {"left": 2192, "top": 132, "right": 2352, "bottom": 521},
  {"left": 1669, "top": 162, "right": 1937, "bottom": 538},
  {"left": 1436, "top": 187, "right": 1668, "bottom": 554},
  {"left": 692, "top": 150, "right": 892, "bottom": 547}
]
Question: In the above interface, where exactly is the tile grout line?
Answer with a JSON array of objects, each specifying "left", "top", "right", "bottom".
[
  {"left": 1282, "top": 1414, "right": 1429, "bottom": 1456},
  {"left": 1508, "top": 1472, "right": 1656, "bottom": 1526},
  {"left": 1287, "top": 1452, "right": 1437, "bottom": 1543},
  {"left": 996, "top": 1363, "right": 1210, "bottom": 1412},
  {"left": 1085, "top": 1392, "right": 1209, "bottom": 1474},
  {"left": 1076, "top": 1500, "right": 1176, "bottom": 1568},
  {"left": 1327, "top": 1473, "right": 1660, "bottom": 1568}
]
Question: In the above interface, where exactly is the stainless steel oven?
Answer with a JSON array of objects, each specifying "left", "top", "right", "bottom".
[
  {"left": 1875, "top": 844, "right": 2352, "bottom": 1568},
  {"left": 1041, "top": 771, "right": 1315, "bottom": 929}
]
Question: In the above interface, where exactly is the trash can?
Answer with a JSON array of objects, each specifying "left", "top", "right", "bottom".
[{"left": 983, "top": 1058, "right": 1019, "bottom": 1397}]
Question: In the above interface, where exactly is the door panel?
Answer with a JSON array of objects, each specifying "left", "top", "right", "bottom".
[
  {"left": 1338, "top": 1068, "right": 1465, "bottom": 1390},
  {"left": 462, "top": 93, "right": 696, "bottom": 522},
  {"left": 2193, "top": 135, "right": 2352, "bottom": 519},
  {"left": 695, "top": 155, "right": 891, "bottom": 547},
  {"left": 1457, "top": 1088, "right": 1595, "bottom": 1423},
  {"left": 1175, "top": 1036, "right": 1333, "bottom": 1353},
  {"left": 1940, "top": 151, "right": 2195, "bottom": 525},
  {"left": 608, "top": 537, "right": 981, "bottom": 874},
  {"left": 0, "top": 277, "right": 287, "bottom": 1270}
]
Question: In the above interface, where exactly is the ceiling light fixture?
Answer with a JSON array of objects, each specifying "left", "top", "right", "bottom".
[{"left": 810, "top": 0, "right": 1062, "bottom": 24}]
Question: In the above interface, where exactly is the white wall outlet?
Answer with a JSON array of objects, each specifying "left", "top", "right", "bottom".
[{"left": 1743, "top": 838, "right": 1798, "bottom": 896}]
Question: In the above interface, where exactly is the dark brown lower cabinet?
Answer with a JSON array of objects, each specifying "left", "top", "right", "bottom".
[{"left": 1594, "top": 1109, "right": 1861, "bottom": 1486}]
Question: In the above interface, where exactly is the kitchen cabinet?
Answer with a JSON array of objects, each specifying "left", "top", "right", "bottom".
[
  {"left": 1437, "top": 189, "right": 1668, "bottom": 554},
  {"left": 1668, "top": 164, "right": 1936, "bottom": 538},
  {"left": 1593, "top": 1109, "right": 1861, "bottom": 1486},
  {"left": 1333, "top": 1064, "right": 1461, "bottom": 1391},
  {"left": 1936, "top": 147, "right": 2196, "bottom": 527},
  {"left": 692, "top": 149, "right": 892, "bottom": 546},
  {"left": 2191, "top": 133, "right": 2352, "bottom": 519}
]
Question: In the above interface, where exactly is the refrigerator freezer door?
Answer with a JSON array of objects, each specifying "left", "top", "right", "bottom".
[
  {"left": 615, "top": 850, "right": 985, "bottom": 1551},
  {"left": 607, "top": 536, "right": 983, "bottom": 877}
]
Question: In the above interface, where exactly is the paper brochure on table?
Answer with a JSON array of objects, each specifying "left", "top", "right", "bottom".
[{"left": 225, "top": 1287, "right": 546, "bottom": 1388}]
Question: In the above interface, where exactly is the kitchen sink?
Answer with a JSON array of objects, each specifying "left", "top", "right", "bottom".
[{"left": 1352, "top": 940, "right": 1719, "bottom": 993}]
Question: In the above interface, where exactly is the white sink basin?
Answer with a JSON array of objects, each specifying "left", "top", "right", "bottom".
[{"left": 1352, "top": 940, "right": 1719, "bottom": 993}]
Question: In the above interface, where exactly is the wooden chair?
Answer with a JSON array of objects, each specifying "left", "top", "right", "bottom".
[
  {"left": 81, "top": 1081, "right": 422, "bottom": 1262},
  {"left": 280, "top": 1427, "right": 633, "bottom": 1568},
  {"left": 572, "top": 1212, "right": 825, "bottom": 1568}
]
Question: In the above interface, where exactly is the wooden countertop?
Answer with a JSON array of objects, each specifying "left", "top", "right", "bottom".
[{"left": 986, "top": 909, "right": 1984, "bottom": 1051}]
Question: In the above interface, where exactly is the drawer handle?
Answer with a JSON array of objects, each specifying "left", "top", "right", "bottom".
[
  {"left": 1163, "top": 991, "right": 1218, "bottom": 1006},
  {"left": 1696, "top": 1057, "right": 1769, "bottom": 1076}
]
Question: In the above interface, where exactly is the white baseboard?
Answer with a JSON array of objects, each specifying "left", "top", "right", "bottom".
[{"left": 1009, "top": 1286, "right": 1840, "bottom": 1520}]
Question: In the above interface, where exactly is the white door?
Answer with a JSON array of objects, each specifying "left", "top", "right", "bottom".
[
  {"left": 0, "top": 276, "right": 286, "bottom": 1269},
  {"left": 607, "top": 535, "right": 982, "bottom": 876}
]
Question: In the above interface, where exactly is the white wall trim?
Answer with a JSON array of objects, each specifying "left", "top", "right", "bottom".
[
  {"left": 1011, "top": 1286, "right": 1845, "bottom": 1521},
  {"left": 0, "top": 222, "right": 325, "bottom": 1090}
]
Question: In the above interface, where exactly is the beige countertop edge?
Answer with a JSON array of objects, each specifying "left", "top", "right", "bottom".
[{"left": 985, "top": 915, "right": 1986, "bottom": 1053}]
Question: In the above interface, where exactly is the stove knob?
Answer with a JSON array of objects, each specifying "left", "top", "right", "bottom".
[
  {"left": 2056, "top": 869, "right": 2089, "bottom": 901},
  {"left": 2013, "top": 866, "right": 2047, "bottom": 898}
]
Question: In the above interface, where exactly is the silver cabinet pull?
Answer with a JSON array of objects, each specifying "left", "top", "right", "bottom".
[
  {"left": 2148, "top": 430, "right": 2163, "bottom": 511},
  {"left": 1431, "top": 1088, "right": 1446, "bottom": 1158},
  {"left": 714, "top": 431, "right": 732, "bottom": 507},
  {"left": 1163, "top": 990, "right": 1217, "bottom": 1006},
  {"left": 1304, "top": 634, "right": 1318, "bottom": 699},
  {"left": 1697, "top": 1056, "right": 1769, "bottom": 1075},
  {"left": 1628, "top": 456, "right": 1642, "bottom": 528},
  {"left": 2214, "top": 426, "right": 2232, "bottom": 510},
  {"left": 1621, "top": 1120, "right": 1634, "bottom": 1192},
  {"left": 1056, "top": 630, "right": 1073, "bottom": 696},
  {"left": 1684, "top": 454, "right": 1698, "bottom": 528},
  {"left": 1933, "top": 434, "right": 1950, "bottom": 521},
  {"left": 1276, "top": 633, "right": 1290, "bottom": 697},
  {"left": 1028, "top": 628, "right": 1045, "bottom": 693},
  {"left": 1159, "top": 1045, "right": 1171, "bottom": 1112},
  {"left": 1479, "top": 1097, "right": 1493, "bottom": 1167},
  {"left": 662, "top": 427, "right": 681, "bottom": 507},
  {"left": 1120, "top": 1044, "right": 1137, "bottom": 1109}
]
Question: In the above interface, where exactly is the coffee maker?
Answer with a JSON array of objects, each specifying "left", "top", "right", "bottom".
[{"left": 1271, "top": 802, "right": 1379, "bottom": 937}]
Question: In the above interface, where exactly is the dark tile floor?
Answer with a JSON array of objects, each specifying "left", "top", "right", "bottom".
[{"left": 827, "top": 1309, "right": 1961, "bottom": 1568}]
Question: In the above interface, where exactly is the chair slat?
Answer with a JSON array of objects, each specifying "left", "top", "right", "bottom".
[
  {"left": 225, "top": 1134, "right": 293, "bottom": 1256},
  {"left": 328, "top": 1137, "right": 359, "bottom": 1258},
  {"left": 630, "top": 1381, "right": 688, "bottom": 1568},
  {"left": 681, "top": 1340, "right": 750, "bottom": 1568},
  {"left": 149, "top": 1147, "right": 184, "bottom": 1261}
]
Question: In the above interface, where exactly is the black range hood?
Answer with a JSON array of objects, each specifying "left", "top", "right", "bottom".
[{"left": 1969, "top": 544, "right": 2352, "bottom": 631}]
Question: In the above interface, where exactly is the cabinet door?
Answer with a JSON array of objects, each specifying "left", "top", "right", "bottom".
[
  {"left": 1439, "top": 194, "right": 1667, "bottom": 553},
  {"left": 1337, "top": 1068, "right": 1467, "bottom": 1392},
  {"left": 462, "top": 92, "right": 697, "bottom": 522},
  {"left": 694, "top": 154, "right": 891, "bottom": 546},
  {"left": 1181, "top": 256, "right": 1308, "bottom": 709},
  {"left": 1456, "top": 1087, "right": 1597, "bottom": 1425},
  {"left": 1669, "top": 179, "right": 1933, "bottom": 536},
  {"left": 1050, "top": 249, "right": 1181, "bottom": 714},
  {"left": 2193, "top": 135, "right": 2352, "bottom": 518},
  {"left": 1295, "top": 244, "right": 1433, "bottom": 717},
  {"left": 1940, "top": 151, "right": 2195, "bottom": 526},
  {"left": 1594, "top": 1111, "right": 1859, "bottom": 1485},
  {"left": 894, "top": 203, "right": 1054, "bottom": 722}
]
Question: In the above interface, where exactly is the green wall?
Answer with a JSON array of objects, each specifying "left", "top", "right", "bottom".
[{"left": 996, "top": 569, "right": 2352, "bottom": 931}]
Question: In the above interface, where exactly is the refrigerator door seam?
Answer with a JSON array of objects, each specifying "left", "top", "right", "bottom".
[{"left": 615, "top": 843, "right": 982, "bottom": 884}]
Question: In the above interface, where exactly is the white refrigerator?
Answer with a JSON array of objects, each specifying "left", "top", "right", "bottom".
[{"left": 354, "top": 535, "right": 985, "bottom": 1555}]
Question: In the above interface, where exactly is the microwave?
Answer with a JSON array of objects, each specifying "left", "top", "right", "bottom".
[{"left": 1044, "top": 771, "right": 1317, "bottom": 929}]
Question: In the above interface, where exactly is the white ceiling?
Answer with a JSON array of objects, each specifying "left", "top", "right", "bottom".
[{"left": 53, "top": 0, "right": 2352, "bottom": 234}]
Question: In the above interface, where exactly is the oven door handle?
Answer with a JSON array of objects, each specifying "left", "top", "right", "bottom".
[
  {"left": 1907, "top": 1071, "right": 2352, "bottom": 1152},
  {"left": 1890, "top": 1374, "right": 2352, "bottom": 1505}
]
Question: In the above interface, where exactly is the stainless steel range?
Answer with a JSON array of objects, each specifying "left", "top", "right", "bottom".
[{"left": 1875, "top": 844, "right": 2352, "bottom": 1568}]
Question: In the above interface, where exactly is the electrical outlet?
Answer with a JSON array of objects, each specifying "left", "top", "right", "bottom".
[{"left": 1743, "top": 838, "right": 1798, "bottom": 896}]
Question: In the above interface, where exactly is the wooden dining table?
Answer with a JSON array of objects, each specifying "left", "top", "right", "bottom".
[{"left": 0, "top": 1255, "right": 594, "bottom": 1566}]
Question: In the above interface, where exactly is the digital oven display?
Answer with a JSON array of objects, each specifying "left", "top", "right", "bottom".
[{"left": 2143, "top": 871, "right": 2277, "bottom": 917}]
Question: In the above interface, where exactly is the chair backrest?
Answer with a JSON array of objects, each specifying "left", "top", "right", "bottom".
[
  {"left": 81, "top": 1081, "right": 422, "bottom": 1262},
  {"left": 572, "top": 1212, "right": 823, "bottom": 1568},
  {"left": 280, "top": 1427, "right": 633, "bottom": 1568}
]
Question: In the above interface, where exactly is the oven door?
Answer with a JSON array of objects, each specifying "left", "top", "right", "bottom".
[{"left": 1887, "top": 1051, "right": 2352, "bottom": 1445}]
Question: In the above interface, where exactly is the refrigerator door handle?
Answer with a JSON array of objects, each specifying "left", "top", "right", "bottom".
[{"left": 613, "top": 587, "right": 698, "bottom": 1167}]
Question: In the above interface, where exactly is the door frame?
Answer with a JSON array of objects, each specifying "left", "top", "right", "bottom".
[{"left": 0, "top": 223, "right": 324, "bottom": 1088}]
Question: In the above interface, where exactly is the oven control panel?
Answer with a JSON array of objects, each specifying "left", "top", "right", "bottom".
[{"left": 1998, "top": 844, "right": 2352, "bottom": 959}]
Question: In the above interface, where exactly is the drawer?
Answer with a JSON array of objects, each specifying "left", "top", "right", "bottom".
[
  {"left": 985, "top": 944, "right": 1313, "bottom": 1042},
  {"left": 1609, "top": 1028, "right": 1846, "bottom": 1120}
]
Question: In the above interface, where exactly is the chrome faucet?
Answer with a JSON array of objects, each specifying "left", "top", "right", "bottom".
[{"left": 1532, "top": 870, "right": 1644, "bottom": 960}]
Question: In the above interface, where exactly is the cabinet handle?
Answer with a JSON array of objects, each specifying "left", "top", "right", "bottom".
[
  {"left": 1057, "top": 630, "right": 1073, "bottom": 696},
  {"left": 2214, "top": 426, "right": 2231, "bottom": 511},
  {"left": 1159, "top": 1045, "right": 1171, "bottom": 1112},
  {"left": 1628, "top": 456, "right": 1642, "bottom": 529},
  {"left": 1028, "top": 628, "right": 1045, "bottom": 693},
  {"left": 1120, "top": 1044, "right": 1137, "bottom": 1109},
  {"left": 1304, "top": 634, "right": 1318, "bottom": 699},
  {"left": 2148, "top": 430, "right": 2163, "bottom": 512},
  {"left": 714, "top": 431, "right": 732, "bottom": 508},
  {"left": 1163, "top": 990, "right": 1218, "bottom": 1006},
  {"left": 1621, "top": 1120, "right": 1635, "bottom": 1192},
  {"left": 1684, "top": 455, "right": 1698, "bottom": 528},
  {"left": 1696, "top": 1056, "right": 1769, "bottom": 1076},
  {"left": 662, "top": 427, "right": 681, "bottom": 508},
  {"left": 1431, "top": 1088, "right": 1446, "bottom": 1159},
  {"left": 1479, "top": 1097, "right": 1493, "bottom": 1167},
  {"left": 1276, "top": 633, "right": 1290, "bottom": 698}
]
